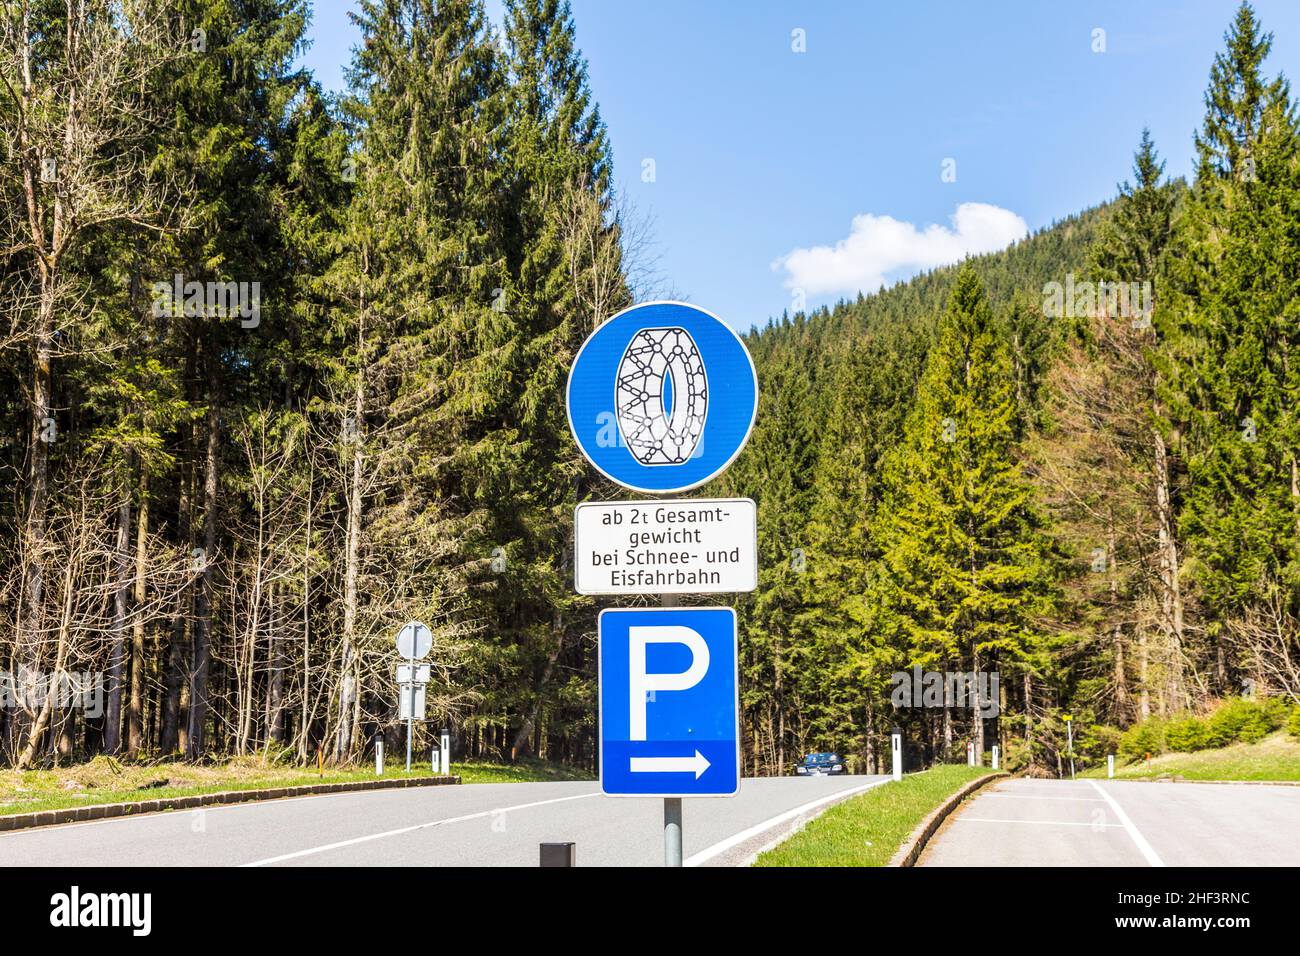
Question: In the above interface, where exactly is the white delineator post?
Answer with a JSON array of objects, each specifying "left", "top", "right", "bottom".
[
  {"left": 991, "top": 745, "right": 1000, "bottom": 770},
  {"left": 1065, "top": 716, "right": 1075, "bottom": 780},
  {"left": 1108, "top": 754, "right": 1115, "bottom": 779},
  {"left": 891, "top": 727, "right": 903, "bottom": 782},
  {"left": 967, "top": 741, "right": 975, "bottom": 766},
  {"left": 375, "top": 736, "right": 383, "bottom": 775},
  {"left": 441, "top": 727, "right": 451, "bottom": 775}
]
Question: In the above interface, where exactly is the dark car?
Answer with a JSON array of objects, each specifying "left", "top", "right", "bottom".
[{"left": 795, "top": 752, "right": 846, "bottom": 776}]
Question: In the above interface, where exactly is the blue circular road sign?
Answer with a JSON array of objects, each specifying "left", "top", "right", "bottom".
[{"left": 566, "top": 302, "right": 758, "bottom": 494}]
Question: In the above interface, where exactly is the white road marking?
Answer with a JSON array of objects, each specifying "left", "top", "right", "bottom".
[
  {"left": 979, "top": 793, "right": 1106, "bottom": 802},
  {"left": 684, "top": 778, "right": 889, "bottom": 867},
  {"left": 954, "top": 817, "right": 1123, "bottom": 827},
  {"left": 239, "top": 791, "right": 602, "bottom": 867},
  {"left": 1088, "top": 780, "right": 1166, "bottom": 866}
]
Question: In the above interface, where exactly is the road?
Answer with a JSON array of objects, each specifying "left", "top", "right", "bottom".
[
  {"left": 918, "top": 777, "right": 1300, "bottom": 867},
  {"left": 0, "top": 774, "right": 885, "bottom": 867}
]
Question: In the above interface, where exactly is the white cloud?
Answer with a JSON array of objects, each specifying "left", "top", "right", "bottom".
[{"left": 772, "top": 202, "right": 1028, "bottom": 297}]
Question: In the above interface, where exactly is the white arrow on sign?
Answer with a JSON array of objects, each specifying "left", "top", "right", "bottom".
[{"left": 629, "top": 750, "right": 710, "bottom": 778}]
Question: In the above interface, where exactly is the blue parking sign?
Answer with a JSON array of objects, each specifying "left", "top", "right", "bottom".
[{"left": 599, "top": 607, "right": 740, "bottom": 797}]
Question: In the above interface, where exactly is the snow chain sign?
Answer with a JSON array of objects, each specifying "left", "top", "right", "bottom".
[
  {"left": 566, "top": 302, "right": 758, "bottom": 494},
  {"left": 574, "top": 497, "right": 756, "bottom": 595}
]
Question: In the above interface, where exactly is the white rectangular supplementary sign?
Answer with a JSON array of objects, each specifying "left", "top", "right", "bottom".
[{"left": 574, "top": 497, "right": 757, "bottom": 595}]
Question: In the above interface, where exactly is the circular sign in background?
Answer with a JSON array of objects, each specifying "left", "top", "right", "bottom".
[{"left": 566, "top": 302, "right": 758, "bottom": 494}]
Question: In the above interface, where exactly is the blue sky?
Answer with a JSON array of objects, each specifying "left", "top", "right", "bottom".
[{"left": 301, "top": 1, "right": 1300, "bottom": 330}]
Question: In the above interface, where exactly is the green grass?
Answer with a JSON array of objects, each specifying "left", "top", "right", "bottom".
[
  {"left": 1079, "top": 731, "right": 1300, "bottom": 782},
  {"left": 0, "top": 754, "right": 590, "bottom": 817},
  {"left": 754, "top": 764, "right": 995, "bottom": 867},
  {"left": 453, "top": 758, "right": 594, "bottom": 784}
]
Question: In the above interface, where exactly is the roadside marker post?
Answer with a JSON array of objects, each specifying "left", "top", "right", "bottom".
[
  {"left": 1064, "top": 714, "right": 1075, "bottom": 780},
  {"left": 1108, "top": 753, "right": 1115, "bottom": 779},
  {"left": 440, "top": 727, "right": 451, "bottom": 776},
  {"left": 967, "top": 741, "right": 975, "bottom": 766},
  {"left": 891, "top": 726, "right": 903, "bottom": 781},
  {"left": 568, "top": 302, "right": 758, "bottom": 868},
  {"left": 374, "top": 735, "right": 383, "bottom": 775},
  {"left": 991, "top": 744, "right": 1000, "bottom": 770},
  {"left": 540, "top": 843, "right": 576, "bottom": 867}
]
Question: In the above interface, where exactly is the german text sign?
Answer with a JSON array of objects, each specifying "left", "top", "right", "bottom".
[{"left": 574, "top": 498, "right": 757, "bottom": 595}]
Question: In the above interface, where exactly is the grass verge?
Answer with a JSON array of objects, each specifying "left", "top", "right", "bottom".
[
  {"left": 753, "top": 764, "right": 994, "bottom": 867},
  {"left": 0, "top": 754, "right": 590, "bottom": 817},
  {"left": 453, "top": 758, "right": 594, "bottom": 784},
  {"left": 1079, "top": 731, "right": 1300, "bottom": 782}
]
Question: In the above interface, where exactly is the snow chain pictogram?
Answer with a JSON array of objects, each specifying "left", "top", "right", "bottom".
[{"left": 614, "top": 326, "right": 708, "bottom": 465}]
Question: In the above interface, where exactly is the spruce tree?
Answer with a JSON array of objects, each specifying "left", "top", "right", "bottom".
[
  {"left": 875, "top": 266, "right": 1054, "bottom": 759},
  {"left": 1163, "top": 2, "right": 1300, "bottom": 695}
]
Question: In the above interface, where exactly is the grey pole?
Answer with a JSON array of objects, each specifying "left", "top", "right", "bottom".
[
  {"left": 406, "top": 645, "right": 416, "bottom": 773},
  {"left": 664, "top": 797, "right": 683, "bottom": 867}
]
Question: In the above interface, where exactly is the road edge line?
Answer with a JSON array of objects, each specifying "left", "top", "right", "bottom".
[
  {"left": 0, "top": 775, "right": 460, "bottom": 834},
  {"left": 684, "top": 778, "right": 890, "bottom": 867},
  {"left": 1087, "top": 780, "right": 1166, "bottom": 867},
  {"left": 239, "top": 790, "right": 601, "bottom": 866},
  {"left": 889, "top": 770, "right": 1008, "bottom": 867}
]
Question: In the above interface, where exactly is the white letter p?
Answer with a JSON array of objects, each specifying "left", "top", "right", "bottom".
[{"left": 629, "top": 626, "right": 709, "bottom": 741}]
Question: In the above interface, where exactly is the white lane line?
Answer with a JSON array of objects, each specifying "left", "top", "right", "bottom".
[
  {"left": 0, "top": 781, "right": 543, "bottom": 839},
  {"left": 1088, "top": 781, "right": 1166, "bottom": 867},
  {"left": 979, "top": 794, "right": 1107, "bottom": 802},
  {"left": 239, "top": 791, "right": 601, "bottom": 867},
  {"left": 684, "top": 778, "right": 890, "bottom": 868},
  {"left": 954, "top": 817, "right": 1123, "bottom": 828}
]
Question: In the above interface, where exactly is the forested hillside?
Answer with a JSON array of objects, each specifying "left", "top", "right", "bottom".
[
  {"left": 721, "top": 5, "right": 1300, "bottom": 776},
  {"left": 1, "top": 1, "right": 1297, "bottom": 778}
]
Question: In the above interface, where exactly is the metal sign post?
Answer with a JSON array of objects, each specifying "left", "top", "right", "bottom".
[
  {"left": 406, "top": 644, "right": 415, "bottom": 772},
  {"left": 395, "top": 621, "right": 432, "bottom": 773}
]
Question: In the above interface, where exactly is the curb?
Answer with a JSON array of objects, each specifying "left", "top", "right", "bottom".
[
  {"left": 889, "top": 771, "right": 1007, "bottom": 867},
  {"left": 0, "top": 775, "right": 460, "bottom": 833}
]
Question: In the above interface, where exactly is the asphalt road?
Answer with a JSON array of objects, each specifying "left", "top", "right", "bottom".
[
  {"left": 0, "top": 774, "right": 886, "bottom": 868},
  {"left": 918, "top": 777, "right": 1300, "bottom": 867}
]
